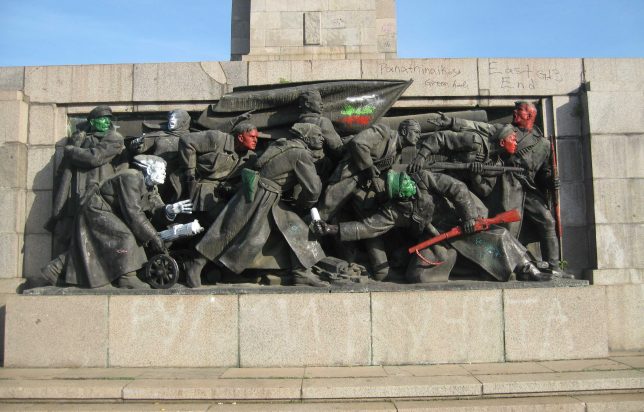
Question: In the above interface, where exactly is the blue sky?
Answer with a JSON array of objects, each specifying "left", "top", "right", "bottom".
[{"left": 0, "top": 0, "right": 642, "bottom": 67}]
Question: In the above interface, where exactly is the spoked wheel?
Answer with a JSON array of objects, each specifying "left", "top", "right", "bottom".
[{"left": 145, "top": 254, "right": 179, "bottom": 289}]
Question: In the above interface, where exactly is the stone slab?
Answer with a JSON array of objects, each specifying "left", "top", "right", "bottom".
[
  {"left": 22, "top": 233, "right": 52, "bottom": 281},
  {"left": 0, "top": 99, "right": 29, "bottom": 144},
  {"left": 371, "top": 290, "right": 504, "bottom": 365},
  {"left": 395, "top": 396, "right": 584, "bottom": 412},
  {"left": 0, "top": 234, "right": 22, "bottom": 279},
  {"left": 0, "top": 379, "right": 127, "bottom": 400},
  {"left": 590, "top": 134, "right": 644, "bottom": 179},
  {"left": 123, "top": 378, "right": 302, "bottom": 400},
  {"left": 460, "top": 362, "right": 552, "bottom": 375},
  {"left": 133, "top": 62, "right": 246, "bottom": 102},
  {"left": 304, "top": 366, "right": 387, "bottom": 378},
  {"left": 5, "top": 403, "right": 213, "bottom": 411},
  {"left": 137, "top": 368, "right": 227, "bottom": 380},
  {"left": 4, "top": 296, "right": 109, "bottom": 367},
  {"left": 584, "top": 58, "right": 644, "bottom": 92},
  {"left": 0, "top": 67, "right": 24, "bottom": 91},
  {"left": 586, "top": 91, "right": 644, "bottom": 134},
  {"left": 560, "top": 181, "right": 586, "bottom": 226},
  {"left": 27, "top": 104, "right": 57, "bottom": 145},
  {"left": 108, "top": 295, "right": 238, "bottom": 367},
  {"left": 480, "top": 369, "right": 644, "bottom": 394},
  {"left": 248, "top": 59, "right": 361, "bottom": 84},
  {"left": 553, "top": 95, "right": 582, "bottom": 137},
  {"left": 24, "top": 190, "right": 51, "bottom": 234},
  {"left": 580, "top": 393, "right": 644, "bottom": 412},
  {"left": 594, "top": 224, "right": 637, "bottom": 269},
  {"left": 26, "top": 146, "right": 55, "bottom": 190},
  {"left": 361, "top": 59, "right": 478, "bottom": 97},
  {"left": 239, "top": 293, "right": 371, "bottom": 367},
  {"left": 606, "top": 284, "right": 644, "bottom": 351},
  {"left": 538, "top": 358, "right": 632, "bottom": 372},
  {"left": 611, "top": 355, "right": 644, "bottom": 369},
  {"left": 593, "top": 179, "right": 643, "bottom": 224},
  {"left": 383, "top": 365, "right": 469, "bottom": 377},
  {"left": 0, "top": 189, "right": 26, "bottom": 234},
  {"left": 478, "top": 58, "right": 583, "bottom": 96},
  {"left": 590, "top": 269, "right": 643, "bottom": 286},
  {"left": 24, "top": 64, "right": 133, "bottom": 104},
  {"left": 0, "top": 143, "right": 27, "bottom": 189},
  {"left": 503, "top": 287, "right": 608, "bottom": 361},
  {"left": 301, "top": 376, "right": 481, "bottom": 399},
  {"left": 221, "top": 368, "right": 304, "bottom": 379},
  {"left": 208, "top": 402, "right": 396, "bottom": 411}
]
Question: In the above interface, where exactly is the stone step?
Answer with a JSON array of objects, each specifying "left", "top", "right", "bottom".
[
  {"left": 0, "top": 394, "right": 643, "bottom": 411},
  {"left": 0, "top": 369, "right": 641, "bottom": 402}
]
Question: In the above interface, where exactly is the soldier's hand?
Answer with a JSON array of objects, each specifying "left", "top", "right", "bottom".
[
  {"left": 427, "top": 112, "right": 451, "bottom": 129},
  {"left": 129, "top": 137, "right": 144, "bottom": 151},
  {"left": 469, "top": 162, "right": 484, "bottom": 174},
  {"left": 463, "top": 219, "right": 477, "bottom": 234},
  {"left": 313, "top": 221, "right": 338, "bottom": 236},
  {"left": 148, "top": 236, "right": 167, "bottom": 255},
  {"left": 474, "top": 151, "right": 486, "bottom": 163},
  {"left": 408, "top": 156, "right": 425, "bottom": 173},
  {"left": 549, "top": 177, "right": 561, "bottom": 191},
  {"left": 168, "top": 200, "right": 193, "bottom": 215},
  {"left": 371, "top": 177, "right": 386, "bottom": 194}
]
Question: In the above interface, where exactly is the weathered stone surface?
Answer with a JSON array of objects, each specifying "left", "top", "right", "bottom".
[
  {"left": 304, "top": 12, "right": 321, "bottom": 45},
  {"left": 222, "top": 367, "right": 304, "bottom": 379},
  {"left": 480, "top": 370, "right": 644, "bottom": 394},
  {"left": 302, "top": 375, "right": 481, "bottom": 399},
  {"left": 248, "top": 59, "right": 361, "bottom": 84},
  {"left": 108, "top": 295, "right": 238, "bottom": 367},
  {"left": 595, "top": 224, "right": 635, "bottom": 269},
  {"left": 586, "top": 91, "right": 644, "bottom": 134},
  {"left": 503, "top": 287, "right": 608, "bottom": 361},
  {"left": 557, "top": 139, "right": 585, "bottom": 182},
  {"left": 0, "top": 189, "right": 26, "bottom": 233},
  {"left": 0, "top": 66, "right": 24, "bottom": 91},
  {"left": 25, "top": 190, "right": 51, "bottom": 234},
  {"left": 590, "top": 134, "right": 644, "bottom": 179},
  {"left": 28, "top": 104, "right": 67, "bottom": 145},
  {"left": 584, "top": 58, "right": 644, "bottom": 92},
  {"left": 239, "top": 293, "right": 370, "bottom": 367},
  {"left": 123, "top": 378, "right": 302, "bottom": 400},
  {"left": 606, "top": 284, "right": 644, "bottom": 351},
  {"left": 460, "top": 362, "right": 552, "bottom": 375},
  {"left": 590, "top": 269, "right": 643, "bottom": 285},
  {"left": 384, "top": 364, "right": 469, "bottom": 377},
  {"left": 0, "top": 233, "right": 22, "bottom": 279},
  {"left": 27, "top": 146, "right": 55, "bottom": 190},
  {"left": 133, "top": 62, "right": 244, "bottom": 102},
  {"left": 22, "top": 233, "right": 52, "bottom": 280},
  {"left": 395, "top": 397, "right": 584, "bottom": 412},
  {"left": 4, "top": 296, "right": 109, "bottom": 367},
  {"left": 0, "top": 143, "right": 27, "bottom": 188},
  {"left": 0, "top": 379, "right": 127, "bottom": 399},
  {"left": 539, "top": 358, "right": 632, "bottom": 372},
  {"left": 371, "top": 290, "right": 503, "bottom": 365},
  {"left": 25, "top": 64, "right": 133, "bottom": 104},
  {"left": 593, "top": 179, "right": 632, "bottom": 224},
  {"left": 553, "top": 94, "right": 582, "bottom": 137},
  {"left": 138, "top": 368, "right": 226, "bottom": 380},
  {"left": 361, "top": 59, "right": 478, "bottom": 97},
  {"left": 560, "top": 182, "right": 586, "bottom": 226},
  {"left": 305, "top": 366, "right": 387, "bottom": 378},
  {"left": 610, "top": 354, "right": 644, "bottom": 368},
  {"left": 0, "top": 98, "right": 29, "bottom": 144},
  {"left": 581, "top": 393, "right": 644, "bottom": 412},
  {"left": 561, "top": 226, "right": 591, "bottom": 273},
  {"left": 478, "top": 58, "right": 583, "bottom": 96}
]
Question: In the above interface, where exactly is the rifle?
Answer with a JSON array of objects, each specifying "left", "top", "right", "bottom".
[
  {"left": 549, "top": 135, "right": 563, "bottom": 257},
  {"left": 407, "top": 209, "right": 522, "bottom": 264},
  {"left": 428, "top": 162, "right": 524, "bottom": 174}
]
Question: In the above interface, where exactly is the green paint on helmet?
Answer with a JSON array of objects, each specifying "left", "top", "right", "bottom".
[{"left": 90, "top": 116, "right": 112, "bottom": 132}]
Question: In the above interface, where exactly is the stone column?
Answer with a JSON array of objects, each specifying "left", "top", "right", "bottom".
[{"left": 582, "top": 58, "right": 644, "bottom": 351}]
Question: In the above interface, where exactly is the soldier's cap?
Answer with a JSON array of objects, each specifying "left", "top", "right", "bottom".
[
  {"left": 298, "top": 89, "right": 322, "bottom": 102},
  {"left": 132, "top": 154, "right": 167, "bottom": 170},
  {"left": 87, "top": 105, "right": 113, "bottom": 120},
  {"left": 289, "top": 123, "right": 322, "bottom": 139},
  {"left": 386, "top": 170, "right": 417, "bottom": 200},
  {"left": 494, "top": 124, "right": 516, "bottom": 141}
]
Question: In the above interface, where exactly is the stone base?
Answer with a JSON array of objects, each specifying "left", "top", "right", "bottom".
[{"left": 5, "top": 281, "right": 608, "bottom": 368}]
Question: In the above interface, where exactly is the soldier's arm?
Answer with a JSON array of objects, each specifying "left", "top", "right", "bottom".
[
  {"left": 416, "top": 131, "right": 483, "bottom": 160},
  {"left": 422, "top": 171, "right": 480, "bottom": 222},
  {"left": 347, "top": 129, "right": 378, "bottom": 171},
  {"left": 338, "top": 206, "right": 401, "bottom": 241},
  {"left": 64, "top": 131, "right": 125, "bottom": 168},
  {"left": 319, "top": 117, "right": 344, "bottom": 158},
  {"left": 178, "top": 131, "right": 221, "bottom": 175},
  {"left": 112, "top": 172, "right": 161, "bottom": 246},
  {"left": 293, "top": 150, "right": 323, "bottom": 208}
]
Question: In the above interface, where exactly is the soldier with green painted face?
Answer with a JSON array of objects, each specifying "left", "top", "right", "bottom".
[{"left": 46, "top": 105, "right": 127, "bottom": 255}]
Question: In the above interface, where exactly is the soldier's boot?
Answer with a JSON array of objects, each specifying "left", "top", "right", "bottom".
[
  {"left": 37, "top": 253, "right": 66, "bottom": 287},
  {"left": 541, "top": 236, "right": 574, "bottom": 279},
  {"left": 118, "top": 272, "right": 151, "bottom": 289},
  {"left": 515, "top": 260, "right": 552, "bottom": 282},
  {"left": 293, "top": 267, "right": 329, "bottom": 287},
  {"left": 184, "top": 255, "right": 207, "bottom": 288}
]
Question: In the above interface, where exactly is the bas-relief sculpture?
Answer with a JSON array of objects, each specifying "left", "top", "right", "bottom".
[{"left": 33, "top": 80, "right": 572, "bottom": 290}]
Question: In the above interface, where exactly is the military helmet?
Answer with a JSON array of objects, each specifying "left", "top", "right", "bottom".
[
  {"left": 494, "top": 124, "right": 515, "bottom": 141},
  {"left": 87, "top": 105, "right": 113, "bottom": 120},
  {"left": 386, "top": 170, "right": 417, "bottom": 200}
]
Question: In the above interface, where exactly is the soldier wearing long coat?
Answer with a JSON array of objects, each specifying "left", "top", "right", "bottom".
[{"left": 195, "top": 124, "right": 325, "bottom": 280}]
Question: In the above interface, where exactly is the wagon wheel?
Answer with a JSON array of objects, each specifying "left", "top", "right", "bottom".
[{"left": 145, "top": 254, "right": 179, "bottom": 289}]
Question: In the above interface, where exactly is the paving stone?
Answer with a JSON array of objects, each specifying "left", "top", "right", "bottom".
[
  {"left": 221, "top": 368, "right": 304, "bottom": 379},
  {"left": 371, "top": 290, "right": 504, "bottom": 365},
  {"left": 302, "top": 375, "right": 481, "bottom": 399},
  {"left": 108, "top": 295, "right": 238, "bottom": 367},
  {"left": 460, "top": 362, "right": 552, "bottom": 375},
  {"left": 503, "top": 287, "right": 608, "bottom": 361},
  {"left": 123, "top": 378, "right": 302, "bottom": 400},
  {"left": 0, "top": 379, "right": 127, "bottom": 399},
  {"left": 395, "top": 396, "right": 584, "bottom": 411},
  {"left": 383, "top": 364, "right": 469, "bottom": 377},
  {"left": 361, "top": 59, "right": 478, "bottom": 97},
  {"left": 7, "top": 403, "right": 213, "bottom": 411},
  {"left": 606, "top": 284, "right": 644, "bottom": 351},
  {"left": 208, "top": 402, "right": 396, "bottom": 411},
  {"left": 137, "top": 368, "right": 227, "bottom": 380},
  {"left": 480, "top": 369, "right": 644, "bottom": 394},
  {"left": 4, "top": 296, "right": 109, "bottom": 367},
  {"left": 584, "top": 58, "right": 644, "bottom": 92},
  {"left": 579, "top": 392, "right": 644, "bottom": 412},
  {"left": 239, "top": 293, "right": 370, "bottom": 367},
  {"left": 52, "top": 368, "right": 146, "bottom": 380},
  {"left": 25, "top": 64, "right": 133, "bottom": 104},
  {"left": 304, "top": 366, "right": 387, "bottom": 378},
  {"left": 610, "top": 355, "right": 644, "bottom": 369},
  {"left": 478, "top": 58, "right": 583, "bottom": 96},
  {"left": 538, "top": 358, "right": 632, "bottom": 372}
]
